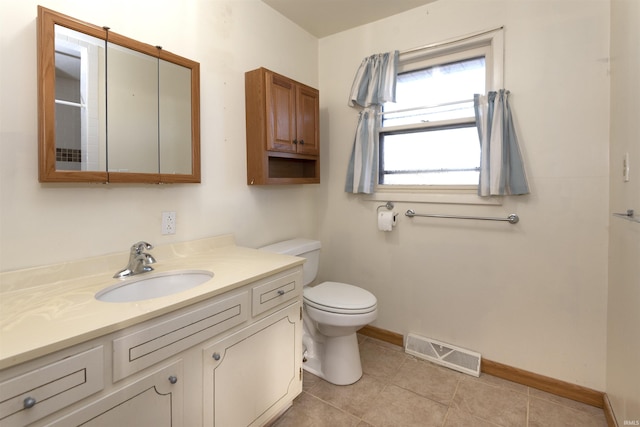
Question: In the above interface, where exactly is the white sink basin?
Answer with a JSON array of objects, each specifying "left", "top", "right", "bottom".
[{"left": 96, "top": 270, "right": 214, "bottom": 303}]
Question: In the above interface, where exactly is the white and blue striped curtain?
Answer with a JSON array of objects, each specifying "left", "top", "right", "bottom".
[
  {"left": 474, "top": 90, "right": 529, "bottom": 196},
  {"left": 345, "top": 51, "right": 399, "bottom": 194}
]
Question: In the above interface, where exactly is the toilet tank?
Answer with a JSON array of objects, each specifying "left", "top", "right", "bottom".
[{"left": 259, "top": 238, "right": 321, "bottom": 286}]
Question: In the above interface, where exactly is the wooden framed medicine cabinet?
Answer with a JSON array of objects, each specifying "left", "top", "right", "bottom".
[{"left": 37, "top": 6, "right": 201, "bottom": 183}]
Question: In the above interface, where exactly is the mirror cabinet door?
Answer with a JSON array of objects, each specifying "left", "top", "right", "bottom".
[
  {"left": 106, "top": 42, "right": 159, "bottom": 175},
  {"left": 54, "top": 25, "right": 106, "bottom": 173},
  {"left": 38, "top": 6, "right": 200, "bottom": 183},
  {"left": 159, "top": 59, "right": 193, "bottom": 176}
]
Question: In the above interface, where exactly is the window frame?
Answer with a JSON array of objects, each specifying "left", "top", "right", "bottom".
[{"left": 370, "top": 28, "right": 504, "bottom": 205}]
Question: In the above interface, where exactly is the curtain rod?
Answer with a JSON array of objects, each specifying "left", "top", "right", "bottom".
[{"left": 399, "top": 26, "right": 504, "bottom": 55}]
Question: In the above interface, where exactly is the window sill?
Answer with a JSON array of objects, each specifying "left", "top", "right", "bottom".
[{"left": 365, "top": 187, "right": 502, "bottom": 206}]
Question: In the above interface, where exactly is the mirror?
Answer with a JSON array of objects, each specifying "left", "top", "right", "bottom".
[
  {"left": 38, "top": 6, "right": 200, "bottom": 183},
  {"left": 159, "top": 58, "right": 194, "bottom": 175},
  {"left": 106, "top": 41, "right": 159, "bottom": 176},
  {"left": 53, "top": 26, "right": 106, "bottom": 173}
]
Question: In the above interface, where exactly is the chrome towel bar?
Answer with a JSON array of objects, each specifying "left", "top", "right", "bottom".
[{"left": 405, "top": 209, "right": 520, "bottom": 224}]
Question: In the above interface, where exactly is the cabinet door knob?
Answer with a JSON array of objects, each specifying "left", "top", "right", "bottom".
[
  {"left": 212, "top": 352, "right": 221, "bottom": 361},
  {"left": 293, "top": 139, "right": 298, "bottom": 144},
  {"left": 23, "top": 397, "right": 37, "bottom": 409},
  {"left": 168, "top": 375, "right": 178, "bottom": 384},
  {"left": 277, "top": 289, "right": 285, "bottom": 296},
  {"left": 299, "top": 139, "right": 305, "bottom": 145}
]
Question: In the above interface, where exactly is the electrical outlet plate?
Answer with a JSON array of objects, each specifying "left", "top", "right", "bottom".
[{"left": 162, "top": 211, "right": 176, "bottom": 235}]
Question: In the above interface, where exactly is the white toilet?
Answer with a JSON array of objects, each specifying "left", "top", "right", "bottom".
[{"left": 259, "top": 238, "right": 377, "bottom": 385}]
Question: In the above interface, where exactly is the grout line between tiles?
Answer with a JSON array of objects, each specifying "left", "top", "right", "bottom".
[
  {"left": 303, "top": 387, "right": 368, "bottom": 426},
  {"left": 441, "top": 379, "right": 462, "bottom": 427}
]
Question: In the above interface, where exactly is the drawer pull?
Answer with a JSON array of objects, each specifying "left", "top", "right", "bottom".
[
  {"left": 212, "top": 352, "right": 221, "bottom": 361},
  {"left": 168, "top": 375, "right": 178, "bottom": 384},
  {"left": 277, "top": 289, "right": 285, "bottom": 296},
  {"left": 23, "top": 396, "right": 37, "bottom": 409}
]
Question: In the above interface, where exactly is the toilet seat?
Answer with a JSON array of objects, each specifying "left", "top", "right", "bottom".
[{"left": 303, "top": 281, "right": 377, "bottom": 314}]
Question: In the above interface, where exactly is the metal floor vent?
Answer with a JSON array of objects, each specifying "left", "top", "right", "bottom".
[{"left": 405, "top": 333, "right": 481, "bottom": 377}]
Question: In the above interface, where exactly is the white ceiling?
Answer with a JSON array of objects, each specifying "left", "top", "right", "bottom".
[{"left": 261, "top": 0, "right": 437, "bottom": 38}]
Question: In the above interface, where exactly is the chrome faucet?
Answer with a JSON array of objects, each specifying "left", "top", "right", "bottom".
[{"left": 113, "top": 241, "right": 157, "bottom": 279}]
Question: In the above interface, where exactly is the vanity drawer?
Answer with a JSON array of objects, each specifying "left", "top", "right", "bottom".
[
  {"left": 113, "top": 291, "right": 249, "bottom": 381},
  {"left": 251, "top": 270, "right": 301, "bottom": 317},
  {"left": 0, "top": 346, "right": 104, "bottom": 427}
]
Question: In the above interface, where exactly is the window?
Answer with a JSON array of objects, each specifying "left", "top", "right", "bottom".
[{"left": 378, "top": 30, "right": 503, "bottom": 192}]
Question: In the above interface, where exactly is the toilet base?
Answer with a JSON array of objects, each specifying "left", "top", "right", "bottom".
[
  {"left": 302, "top": 330, "right": 363, "bottom": 386},
  {"left": 302, "top": 353, "right": 323, "bottom": 378}
]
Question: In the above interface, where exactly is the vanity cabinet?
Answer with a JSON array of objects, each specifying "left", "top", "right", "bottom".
[
  {"left": 0, "top": 266, "right": 302, "bottom": 427},
  {"left": 245, "top": 68, "right": 320, "bottom": 185}
]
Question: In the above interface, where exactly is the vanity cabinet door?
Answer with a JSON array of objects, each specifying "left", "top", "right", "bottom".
[
  {"left": 47, "top": 361, "right": 183, "bottom": 427},
  {"left": 203, "top": 301, "right": 302, "bottom": 427}
]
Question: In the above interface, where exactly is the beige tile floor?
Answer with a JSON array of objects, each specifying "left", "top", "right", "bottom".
[{"left": 272, "top": 336, "right": 608, "bottom": 427}]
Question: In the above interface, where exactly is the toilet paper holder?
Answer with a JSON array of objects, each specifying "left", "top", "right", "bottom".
[{"left": 377, "top": 201, "right": 397, "bottom": 219}]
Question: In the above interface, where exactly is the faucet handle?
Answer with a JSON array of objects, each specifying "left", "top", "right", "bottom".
[{"left": 132, "top": 241, "right": 153, "bottom": 254}]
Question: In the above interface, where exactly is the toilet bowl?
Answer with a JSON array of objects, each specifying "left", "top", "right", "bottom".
[{"left": 259, "top": 239, "right": 377, "bottom": 385}]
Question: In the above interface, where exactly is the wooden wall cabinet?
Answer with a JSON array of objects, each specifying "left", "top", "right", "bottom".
[{"left": 245, "top": 68, "right": 320, "bottom": 185}]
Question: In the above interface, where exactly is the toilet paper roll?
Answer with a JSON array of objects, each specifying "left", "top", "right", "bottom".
[{"left": 378, "top": 211, "right": 397, "bottom": 231}]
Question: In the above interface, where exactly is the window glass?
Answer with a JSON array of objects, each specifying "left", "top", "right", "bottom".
[
  {"left": 378, "top": 40, "right": 497, "bottom": 189},
  {"left": 383, "top": 57, "right": 485, "bottom": 127},
  {"left": 380, "top": 125, "right": 480, "bottom": 185}
]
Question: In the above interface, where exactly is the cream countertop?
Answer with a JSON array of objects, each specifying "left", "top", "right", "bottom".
[{"left": 0, "top": 234, "right": 304, "bottom": 370}]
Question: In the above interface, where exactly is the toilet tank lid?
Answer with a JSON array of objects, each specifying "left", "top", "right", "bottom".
[{"left": 259, "top": 238, "right": 321, "bottom": 256}]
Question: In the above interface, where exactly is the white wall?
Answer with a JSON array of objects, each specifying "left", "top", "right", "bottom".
[
  {"left": 0, "top": 0, "right": 321, "bottom": 271},
  {"left": 608, "top": 0, "right": 640, "bottom": 422},
  {"left": 318, "top": 0, "right": 610, "bottom": 390}
]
